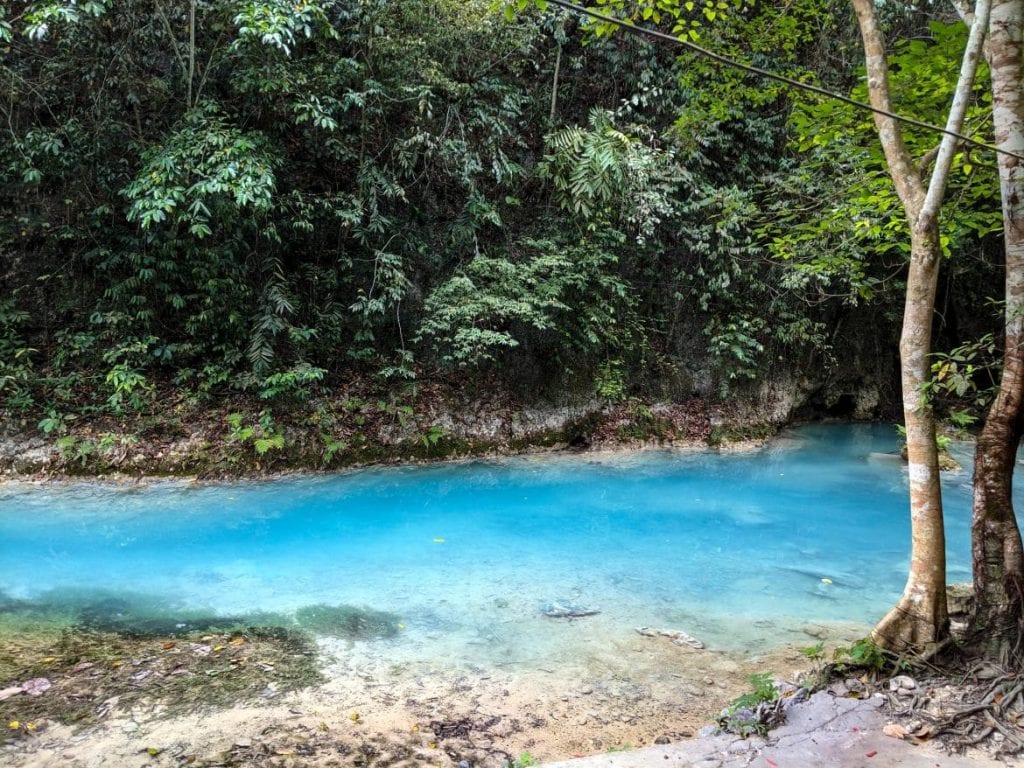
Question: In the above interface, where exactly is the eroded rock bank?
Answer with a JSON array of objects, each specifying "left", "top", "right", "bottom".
[{"left": 0, "top": 351, "right": 898, "bottom": 480}]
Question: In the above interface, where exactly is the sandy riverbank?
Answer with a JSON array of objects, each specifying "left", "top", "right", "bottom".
[{"left": 2, "top": 620, "right": 868, "bottom": 768}]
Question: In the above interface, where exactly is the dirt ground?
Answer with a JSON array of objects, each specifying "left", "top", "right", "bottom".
[{"left": 1, "top": 624, "right": 843, "bottom": 768}]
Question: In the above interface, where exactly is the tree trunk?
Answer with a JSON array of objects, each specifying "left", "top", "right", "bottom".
[
  {"left": 852, "top": 0, "right": 990, "bottom": 652},
  {"left": 970, "top": 0, "right": 1024, "bottom": 662},
  {"left": 873, "top": 224, "right": 949, "bottom": 649}
]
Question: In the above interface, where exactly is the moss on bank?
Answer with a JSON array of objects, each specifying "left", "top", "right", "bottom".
[{"left": 0, "top": 589, "right": 429, "bottom": 741}]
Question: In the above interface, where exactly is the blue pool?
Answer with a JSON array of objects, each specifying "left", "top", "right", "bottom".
[{"left": 0, "top": 423, "right": 987, "bottom": 663}]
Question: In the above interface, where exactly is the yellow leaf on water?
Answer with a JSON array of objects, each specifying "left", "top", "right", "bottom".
[
  {"left": 349, "top": 712, "right": 360, "bottom": 722},
  {"left": 42, "top": 657, "right": 56, "bottom": 663},
  {"left": 229, "top": 637, "right": 246, "bottom": 646},
  {"left": 433, "top": 538, "right": 445, "bottom": 544},
  {"left": 8, "top": 721, "right": 19, "bottom": 729},
  {"left": 213, "top": 646, "right": 225, "bottom": 652}
]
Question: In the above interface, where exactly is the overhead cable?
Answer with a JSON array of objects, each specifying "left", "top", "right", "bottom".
[{"left": 543, "top": 0, "right": 1023, "bottom": 162}]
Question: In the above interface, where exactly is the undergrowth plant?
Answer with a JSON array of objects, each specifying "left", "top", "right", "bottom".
[{"left": 720, "top": 671, "right": 779, "bottom": 736}]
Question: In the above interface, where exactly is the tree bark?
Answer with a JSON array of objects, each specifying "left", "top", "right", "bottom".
[
  {"left": 970, "top": 0, "right": 1024, "bottom": 662},
  {"left": 873, "top": 223, "right": 950, "bottom": 649},
  {"left": 852, "top": 0, "right": 991, "bottom": 651}
]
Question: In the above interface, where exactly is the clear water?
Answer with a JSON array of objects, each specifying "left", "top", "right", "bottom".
[{"left": 0, "top": 423, "right": 988, "bottom": 662}]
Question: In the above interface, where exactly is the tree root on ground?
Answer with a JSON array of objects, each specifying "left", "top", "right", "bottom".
[{"left": 885, "top": 663, "right": 1024, "bottom": 758}]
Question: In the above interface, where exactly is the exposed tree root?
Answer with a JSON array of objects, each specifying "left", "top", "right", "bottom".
[{"left": 883, "top": 660, "right": 1024, "bottom": 758}]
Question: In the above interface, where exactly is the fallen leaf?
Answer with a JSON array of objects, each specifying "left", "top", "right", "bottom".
[
  {"left": 162, "top": 641, "right": 176, "bottom": 650},
  {"left": 882, "top": 723, "right": 907, "bottom": 740},
  {"left": 229, "top": 637, "right": 246, "bottom": 646},
  {"left": 866, "top": 750, "right": 877, "bottom": 758}
]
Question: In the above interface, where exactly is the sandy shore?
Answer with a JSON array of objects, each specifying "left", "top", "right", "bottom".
[{"left": 1, "top": 620, "right": 870, "bottom": 768}]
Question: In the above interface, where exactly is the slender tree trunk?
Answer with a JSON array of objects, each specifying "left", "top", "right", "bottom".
[
  {"left": 550, "top": 43, "right": 562, "bottom": 123},
  {"left": 874, "top": 224, "right": 949, "bottom": 649},
  {"left": 970, "top": 0, "right": 1024, "bottom": 662},
  {"left": 188, "top": 0, "right": 196, "bottom": 108},
  {"left": 852, "top": 0, "right": 991, "bottom": 652}
]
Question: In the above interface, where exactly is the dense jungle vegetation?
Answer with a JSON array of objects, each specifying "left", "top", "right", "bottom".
[{"left": 0, "top": 0, "right": 1005, "bottom": 436}]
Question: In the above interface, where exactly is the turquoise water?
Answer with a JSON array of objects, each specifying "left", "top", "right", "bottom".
[{"left": 0, "top": 423, "right": 986, "bottom": 659}]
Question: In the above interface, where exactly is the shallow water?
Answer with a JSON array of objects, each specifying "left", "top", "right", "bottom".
[{"left": 0, "top": 423, "right": 992, "bottom": 666}]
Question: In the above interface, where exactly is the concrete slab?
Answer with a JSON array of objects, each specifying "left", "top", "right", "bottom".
[{"left": 540, "top": 692, "right": 1015, "bottom": 768}]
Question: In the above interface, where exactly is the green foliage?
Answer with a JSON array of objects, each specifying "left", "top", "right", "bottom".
[
  {"left": 259, "top": 365, "right": 326, "bottom": 402},
  {"left": 122, "top": 103, "right": 278, "bottom": 238},
  {"left": 833, "top": 638, "right": 886, "bottom": 673},
  {"left": 925, "top": 333, "right": 999, "bottom": 409},
  {"left": 226, "top": 410, "right": 286, "bottom": 456},
  {"left": 594, "top": 359, "right": 627, "bottom": 401},
  {"left": 38, "top": 410, "right": 73, "bottom": 436},
  {"left": 730, "top": 671, "right": 778, "bottom": 710},
  {"left": 20, "top": 0, "right": 110, "bottom": 40},
  {"left": 800, "top": 642, "right": 825, "bottom": 662},
  {"left": 55, "top": 435, "right": 96, "bottom": 467},
  {"left": 541, "top": 109, "right": 682, "bottom": 243},
  {"left": 512, "top": 752, "right": 538, "bottom": 768},
  {"left": 232, "top": 0, "right": 338, "bottom": 55},
  {"left": 0, "top": 299, "right": 35, "bottom": 409},
  {"left": 419, "top": 425, "right": 447, "bottom": 449},
  {"left": 417, "top": 239, "right": 639, "bottom": 368},
  {"left": 1, "top": 0, "right": 1000, "bottom": 417},
  {"left": 319, "top": 433, "right": 348, "bottom": 465},
  {"left": 720, "top": 671, "right": 779, "bottom": 736},
  {"left": 772, "top": 21, "right": 1001, "bottom": 305},
  {"left": 498, "top": 0, "right": 750, "bottom": 42},
  {"left": 799, "top": 642, "right": 827, "bottom": 687}
]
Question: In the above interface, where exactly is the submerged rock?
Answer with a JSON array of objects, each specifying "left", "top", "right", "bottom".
[
  {"left": 540, "top": 601, "right": 600, "bottom": 619},
  {"left": 294, "top": 603, "right": 401, "bottom": 639},
  {"left": 636, "top": 626, "right": 705, "bottom": 649}
]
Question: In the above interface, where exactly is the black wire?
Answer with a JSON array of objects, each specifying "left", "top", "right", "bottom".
[{"left": 543, "top": 0, "right": 1024, "bottom": 163}]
